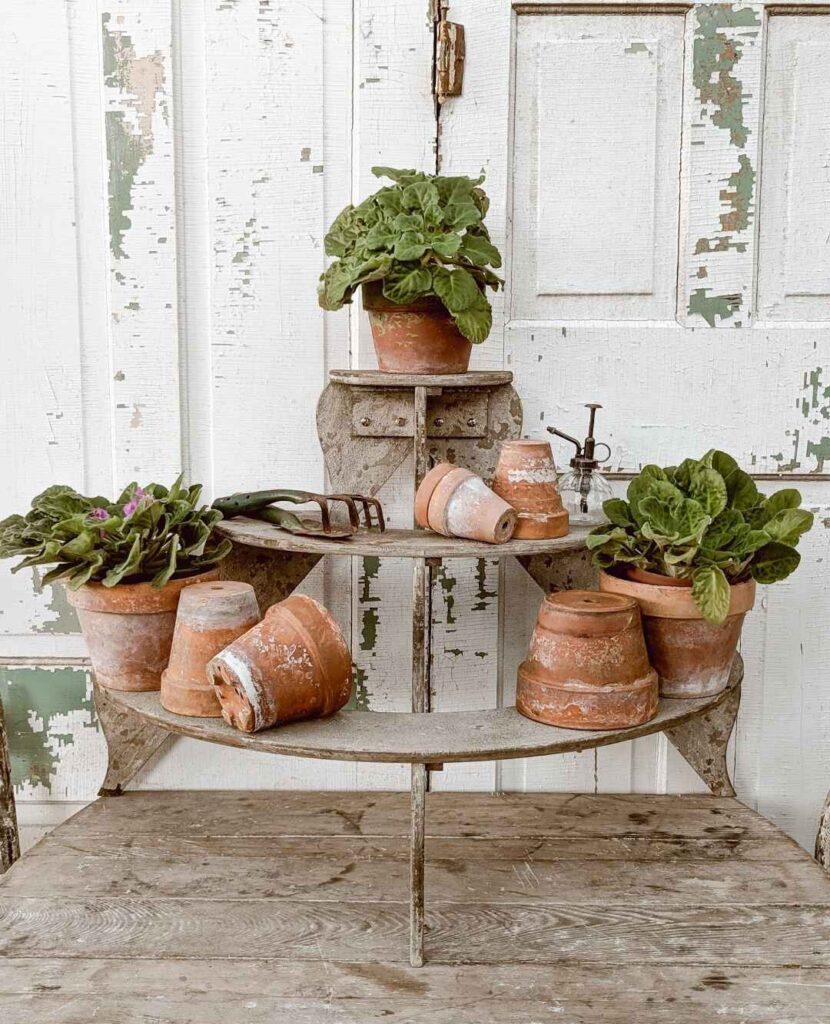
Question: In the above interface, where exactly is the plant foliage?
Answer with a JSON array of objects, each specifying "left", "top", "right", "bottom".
[
  {"left": 586, "top": 451, "right": 813, "bottom": 623},
  {"left": 0, "top": 477, "right": 231, "bottom": 590},
  {"left": 318, "top": 166, "right": 502, "bottom": 343}
]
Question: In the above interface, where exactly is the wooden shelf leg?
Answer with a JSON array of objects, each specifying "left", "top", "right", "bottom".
[
  {"left": 0, "top": 695, "right": 20, "bottom": 872},
  {"left": 410, "top": 761, "right": 427, "bottom": 968}
]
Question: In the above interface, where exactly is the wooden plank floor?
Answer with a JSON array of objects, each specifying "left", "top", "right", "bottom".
[{"left": 1, "top": 791, "right": 829, "bottom": 1022}]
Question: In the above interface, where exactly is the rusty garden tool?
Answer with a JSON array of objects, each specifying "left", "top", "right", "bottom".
[{"left": 213, "top": 489, "right": 385, "bottom": 540}]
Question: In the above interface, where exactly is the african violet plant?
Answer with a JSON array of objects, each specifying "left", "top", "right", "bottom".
[
  {"left": 318, "top": 166, "right": 502, "bottom": 343},
  {"left": 0, "top": 476, "right": 231, "bottom": 590},
  {"left": 586, "top": 450, "right": 814, "bottom": 624}
]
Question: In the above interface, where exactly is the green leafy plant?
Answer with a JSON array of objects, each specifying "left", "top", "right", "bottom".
[
  {"left": 318, "top": 166, "right": 502, "bottom": 343},
  {"left": 0, "top": 477, "right": 232, "bottom": 590},
  {"left": 586, "top": 450, "right": 813, "bottom": 623}
]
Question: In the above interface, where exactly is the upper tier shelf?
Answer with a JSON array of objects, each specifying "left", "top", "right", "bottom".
[
  {"left": 328, "top": 369, "right": 512, "bottom": 388},
  {"left": 104, "top": 658, "right": 742, "bottom": 764},
  {"left": 218, "top": 519, "right": 591, "bottom": 559}
]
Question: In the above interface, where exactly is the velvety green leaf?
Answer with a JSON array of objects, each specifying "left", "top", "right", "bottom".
[
  {"left": 689, "top": 466, "right": 728, "bottom": 517},
  {"left": 444, "top": 201, "right": 481, "bottom": 230},
  {"left": 763, "top": 507, "right": 814, "bottom": 546},
  {"left": 728, "top": 468, "right": 759, "bottom": 510},
  {"left": 603, "top": 499, "right": 634, "bottom": 528},
  {"left": 454, "top": 302, "right": 492, "bottom": 344},
  {"left": 382, "top": 267, "right": 433, "bottom": 305},
  {"left": 704, "top": 449, "right": 739, "bottom": 481},
  {"left": 763, "top": 488, "right": 802, "bottom": 519},
  {"left": 371, "top": 166, "right": 423, "bottom": 185},
  {"left": 402, "top": 181, "right": 440, "bottom": 213},
  {"left": 432, "top": 266, "right": 481, "bottom": 313},
  {"left": 750, "top": 541, "right": 801, "bottom": 584},
  {"left": 692, "top": 565, "right": 731, "bottom": 624},
  {"left": 393, "top": 232, "right": 428, "bottom": 261},
  {"left": 459, "top": 233, "right": 502, "bottom": 268},
  {"left": 430, "top": 233, "right": 462, "bottom": 260}
]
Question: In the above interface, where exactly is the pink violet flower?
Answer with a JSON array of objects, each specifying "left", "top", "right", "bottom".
[
  {"left": 90, "top": 508, "right": 109, "bottom": 521},
  {"left": 122, "top": 487, "right": 149, "bottom": 519}
]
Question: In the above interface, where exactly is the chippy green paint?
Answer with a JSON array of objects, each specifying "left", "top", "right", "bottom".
[
  {"left": 688, "top": 288, "right": 742, "bottom": 327},
  {"left": 350, "top": 665, "right": 371, "bottom": 711},
  {"left": 806, "top": 438, "right": 830, "bottom": 472},
  {"left": 102, "top": 13, "right": 166, "bottom": 259},
  {"left": 473, "top": 559, "right": 496, "bottom": 612},
  {"left": 435, "top": 566, "right": 456, "bottom": 626},
  {"left": 720, "top": 155, "right": 755, "bottom": 233},
  {"left": 693, "top": 5, "right": 760, "bottom": 149},
  {"left": 359, "top": 556, "right": 380, "bottom": 652},
  {"left": 1, "top": 667, "right": 97, "bottom": 792}
]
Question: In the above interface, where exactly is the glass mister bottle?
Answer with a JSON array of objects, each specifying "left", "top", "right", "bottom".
[{"left": 547, "top": 403, "right": 613, "bottom": 526}]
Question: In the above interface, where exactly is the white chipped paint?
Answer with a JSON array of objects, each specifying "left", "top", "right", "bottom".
[{"left": 505, "top": 466, "right": 558, "bottom": 485}]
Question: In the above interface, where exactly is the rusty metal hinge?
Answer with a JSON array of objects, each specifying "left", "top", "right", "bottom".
[{"left": 435, "top": 19, "right": 464, "bottom": 103}]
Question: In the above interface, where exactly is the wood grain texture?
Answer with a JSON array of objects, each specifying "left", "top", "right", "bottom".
[
  {"left": 1, "top": 790, "right": 829, "bottom": 1023},
  {"left": 0, "top": 699, "right": 19, "bottom": 871},
  {"left": 1, "top": 961, "right": 829, "bottom": 1024},
  {"left": 218, "top": 520, "right": 590, "bottom": 558},
  {"left": 97, "top": 658, "right": 742, "bottom": 765}
]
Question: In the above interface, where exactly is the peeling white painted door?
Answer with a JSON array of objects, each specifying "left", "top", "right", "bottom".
[
  {"left": 1, "top": 0, "right": 828, "bottom": 854},
  {"left": 440, "top": 0, "right": 830, "bottom": 846}
]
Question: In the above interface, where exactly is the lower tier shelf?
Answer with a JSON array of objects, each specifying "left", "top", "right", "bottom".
[{"left": 103, "top": 657, "right": 742, "bottom": 764}]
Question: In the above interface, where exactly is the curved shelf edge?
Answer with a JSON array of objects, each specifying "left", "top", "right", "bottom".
[
  {"left": 217, "top": 520, "right": 591, "bottom": 558},
  {"left": 104, "top": 657, "right": 743, "bottom": 766}
]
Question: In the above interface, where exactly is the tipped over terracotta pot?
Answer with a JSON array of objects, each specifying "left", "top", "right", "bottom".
[
  {"left": 415, "top": 462, "right": 517, "bottom": 544},
  {"left": 491, "top": 439, "right": 569, "bottom": 539},
  {"left": 599, "top": 570, "right": 755, "bottom": 698},
  {"left": 208, "top": 594, "right": 353, "bottom": 733},
  {"left": 362, "top": 282, "right": 472, "bottom": 374},
  {"left": 66, "top": 570, "right": 219, "bottom": 692}
]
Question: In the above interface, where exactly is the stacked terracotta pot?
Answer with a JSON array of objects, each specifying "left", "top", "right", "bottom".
[
  {"left": 517, "top": 590, "right": 658, "bottom": 730},
  {"left": 491, "top": 440, "right": 569, "bottom": 539},
  {"left": 415, "top": 463, "right": 517, "bottom": 544}
]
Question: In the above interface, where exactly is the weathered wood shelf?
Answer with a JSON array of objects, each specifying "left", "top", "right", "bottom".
[
  {"left": 102, "top": 658, "right": 742, "bottom": 765},
  {"left": 328, "top": 368, "right": 513, "bottom": 388},
  {"left": 218, "top": 519, "right": 591, "bottom": 558}
]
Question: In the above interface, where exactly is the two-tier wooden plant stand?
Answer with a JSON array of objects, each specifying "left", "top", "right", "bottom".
[{"left": 71, "top": 373, "right": 744, "bottom": 966}]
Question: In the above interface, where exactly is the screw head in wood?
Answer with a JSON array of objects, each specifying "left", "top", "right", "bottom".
[{"left": 360, "top": 416, "right": 371, "bottom": 427}]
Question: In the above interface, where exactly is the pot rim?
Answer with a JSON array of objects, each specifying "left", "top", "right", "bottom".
[
  {"left": 65, "top": 568, "right": 220, "bottom": 614},
  {"left": 599, "top": 569, "right": 756, "bottom": 619},
  {"left": 624, "top": 566, "right": 693, "bottom": 588}
]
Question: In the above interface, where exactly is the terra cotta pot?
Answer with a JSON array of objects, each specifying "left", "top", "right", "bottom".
[
  {"left": 517, "top": 590, "right": 658, "bottom": 730},
  {"left": 66, "top": 570, "right": 219, "bottom": 692},
  {"left": 208, "top": 593, "right": 353, "bottom": 733},
  {"left": 491, "top": 439, "right": 569, "bottom": 539},
  {"left": 414, "top": 462, "right": 517, "bottom": 544},
  {"left": 362, "top": 282, "right": 472, "bottom": 374},
  {"left": 161, "top": 580, "right": 261, "bottom": 717},
  {"left": 599, "top": 570, "right": 756, "bottom": 698}
]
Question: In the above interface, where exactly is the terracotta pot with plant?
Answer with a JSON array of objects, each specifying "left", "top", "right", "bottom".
[
  {"left": 587, "top": 450, "right": 814, "bottom": 698},
  {"left": 0, "top": 477, "right": 232, "bottom": 691},
  {"left": 318, "top": 166, "right": 502, "bottom": 373}
]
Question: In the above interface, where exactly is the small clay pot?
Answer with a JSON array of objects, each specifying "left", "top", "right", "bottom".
[
  {"left": 517, "top": 590, "right": 658, "bottom": 730},
  {"left": 362, "top": 282, "right": 472, "bottom": 374},
  {"left": 414, "top": 462, "right": 517, "bottom": 544},
  {"left": 491, "top": 439, "right": 569, "bottom": 539},
  {"left": 599, "top": 570, "right": 756, "bottom": 699},
  {"left": 208, "top": 594, "right": 352, "bottom": 733},
  {"left": 161, "top": 581, "right": 261, "bottom": 717},
  {"left": 66, "top": 570, "right": 219, "bottom": 692}
]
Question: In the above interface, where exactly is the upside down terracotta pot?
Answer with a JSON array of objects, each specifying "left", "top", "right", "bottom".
[
  {"left": 517, "top": 590, "right": 658, "bottom": 730},
  {"left": 599, "top": 569, "right": 756, "bottom": 699},
  {"left": 414, "top": 462, "right": 517, "bottom": 544},
  {"left": 362, "top": 282, "right": 472, "bottom": 374},
  {"left": 208, "top": 594, "right": 353, "bottom": 733},
  {"left": 66, "top": 570, "right": 219, "bottom": 692},
  {"left": 491, "top": 439, "right": 569, "bottom": 539},
  {"left": 161, "top": 581, "right": 261, "bottom": 717}
]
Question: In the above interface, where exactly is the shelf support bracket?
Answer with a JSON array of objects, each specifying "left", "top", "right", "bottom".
[
  {"left": 94, "top": 682, "right": 171, "bottom": 797},
  {"left": 664, "top": 679, "right": 741, "bottom": 797},
  {"left": 0, "top": 695, "right": 19, "bottom": 872}
]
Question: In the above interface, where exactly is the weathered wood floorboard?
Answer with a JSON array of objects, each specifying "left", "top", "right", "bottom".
[
  {"left": 7, "top": 835, "right": 828, "bottom": 905},
  {"left": 1, "top": 792, "right": 828, "bottom": 1021}
]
